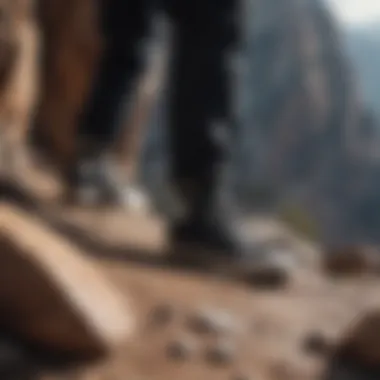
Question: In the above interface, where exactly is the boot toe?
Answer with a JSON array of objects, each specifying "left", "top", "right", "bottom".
[
  {"left": 119, "top": 186, "right": 152, "bottom": 214},
  {"left": 234, "top": 246, "right": 299, "bottom": 289}
]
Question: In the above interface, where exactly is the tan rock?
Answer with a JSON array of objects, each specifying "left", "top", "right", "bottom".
[
  {"left": 205, "top": 338, "right": 236, "bottom": 366},
  {"left": 187, "top": 307, "right": 239, "bottom": 336},
  {"left": 334, "top": 309, "right": 380, "bottom": 368},
  {"left": 323, "top": 245, "right": 379, "bottom": 277},
  {"left": 302, "top": 330, "right": 332, "bottom": 356},
  {"left": 166, "top": 336, "right": 198, "bottom": 361},
  {"left": 148, "top": 303, "right": 175, "bottom": 328},
  {"left": 0, "top": 203, "right": 134, "bottom": 359}
]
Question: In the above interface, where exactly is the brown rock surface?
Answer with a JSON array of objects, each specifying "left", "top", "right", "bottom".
[
  {"left": 0, "top": 203, "right": 134, "bottom": 359},
  {"left": 2, "top": 152, "right": 380, "bottom": 380},
  {"left": 5, "top": 169, "right": 380, "bottom": 379},
  {"left": 323, "top": 246, "right": 380, "bottom": 277},
  {"left": 34, "top": 0, "right": 101, "bottom": 174},
  {"left": 33, "top": 0, "right": 162, "bottom": 185},
  {"left": 0, "top": 171, "right": 375, "bottom": 379},
  {"left": 0, "top": 230, "right": 376, "bottom": 379}
]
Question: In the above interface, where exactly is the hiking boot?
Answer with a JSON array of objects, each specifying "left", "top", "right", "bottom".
[
  {"left": 169, "top": 216, "right": 296, "bottom": 287},
  {"left": 167, "top": 182, "right": 297, "bottom": 287},
  {"left": 63, "top": 141, "right": 150, "bottom": 211},
  {"left": 65, "top": 159, "right": 150, "bottom": 211}
]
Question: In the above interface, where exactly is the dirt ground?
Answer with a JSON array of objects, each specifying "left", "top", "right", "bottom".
[{"left": 3, "top": 164, "right": 380, "bottom": 380}]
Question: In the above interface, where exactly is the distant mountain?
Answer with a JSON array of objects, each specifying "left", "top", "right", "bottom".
[
  {"left": 343, "top": 22, "right": 380, "bottom": 118},
  {"left": 220, "top": 0, "right": 380, "bottom": 246}
]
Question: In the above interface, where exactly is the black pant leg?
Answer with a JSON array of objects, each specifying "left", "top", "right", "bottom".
[
  {"left": 165, "top": 0, "right": 239, "bottom": 184},
  {"left": 79, "top": 0, "right": 154, "bottom": 148}
]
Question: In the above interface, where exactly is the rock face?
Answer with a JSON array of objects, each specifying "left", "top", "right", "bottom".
[
  {"left": 32, "top": 0, "right": 163, "bottom": 184},
  {"left": 0, "top": 0, "right": 40, "bottom": 178},
  {"left": 232, "top": 0, "right": 380, "bottom": 247},
  {"left": 0, "top": 203, "right": 134, "bottom": 359},
  {"left": 33, "top": 0, "right": 101, "bottom": 174},
  {"left": 0, "top": 1, "right": 20, "bottom": 90}
]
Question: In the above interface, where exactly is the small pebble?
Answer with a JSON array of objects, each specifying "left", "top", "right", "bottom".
[
  {"left": 243, "top": 247, "right": 298, "bottom": 289},
  {"left": 148, "top": 303, "right": 175, "bottom": 327},
  {"left": 166, "top": 337, "right": 197, "bottom": 361},
  {"left": 302, "top": 331, "right": 332, "bottom": 356},
  {"left": 205, "top": 339, "right": 236, "bottom": 365},
  {"left": 245, "top": 257, "right": 291, "bottom": 289},
  {"left": 187, "top": 308, "right": 238, "bottom": 336}
]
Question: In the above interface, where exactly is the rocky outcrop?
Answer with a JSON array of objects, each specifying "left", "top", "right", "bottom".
[
  {"left": 0, "top": 203, "right": 134, "bottom": 359},
  {"left": 234, "top": 0, "right": 380, "bottom": 246}
]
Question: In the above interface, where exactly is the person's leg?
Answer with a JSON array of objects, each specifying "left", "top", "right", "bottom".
[
  {"left": 167, "top": 0, "right": 235, "bottom": 188},
  {"left": 164, "top": 0, "right": 293, "bottom": 283},
  {"left": 67, "top": 0, "right": 154, "bottom": 203},
  {"left": 165, "top": 0, "right": 240, "bottom": 251}
]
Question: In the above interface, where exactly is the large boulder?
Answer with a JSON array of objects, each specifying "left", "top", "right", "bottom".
[{"left": 0, "top": 203, "right": 134, "bottom": 359}]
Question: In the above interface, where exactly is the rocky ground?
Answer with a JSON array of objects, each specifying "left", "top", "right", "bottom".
[{"left": 1, "top": 164, "right": 380, "bottom": 380}]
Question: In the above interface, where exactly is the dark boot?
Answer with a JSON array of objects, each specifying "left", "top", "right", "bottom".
[
  {"left": 63, "top": 140, "right": 111, "bottom": 206},
  {"left": 170, "top": 177, "right": 238, "bottom": 253},
  {"left": 168, "top": 179, "right": 297, "bottom": 287},
  {"left": 63, "top": 139, "right": 150, "bottom": 210}
]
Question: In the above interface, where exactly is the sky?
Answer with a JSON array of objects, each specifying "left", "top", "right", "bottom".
[{"left": 327, "top": 0, "right": 380, "bottom": 25}]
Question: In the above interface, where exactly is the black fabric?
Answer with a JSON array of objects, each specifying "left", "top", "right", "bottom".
[
  {"left": 79, "top": 0, "right": 154, "bottom": 146},
  {"left": 79, "top": 0, "right": 240, "bottom": 188}
]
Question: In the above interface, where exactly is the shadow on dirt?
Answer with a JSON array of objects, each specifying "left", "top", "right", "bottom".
[{"left": 323, "top": 354, "right": 380, "bottom": 380}]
